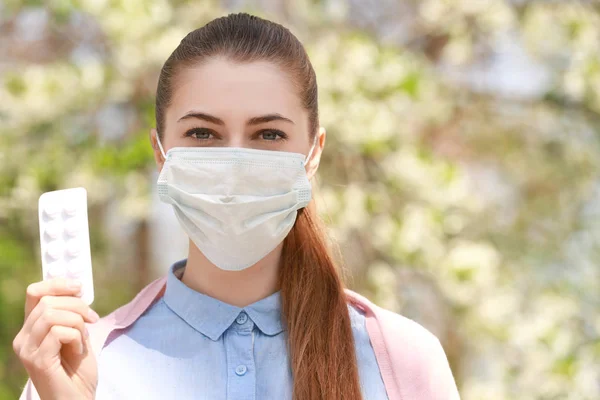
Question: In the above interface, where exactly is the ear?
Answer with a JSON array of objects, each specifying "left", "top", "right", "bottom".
[
  {"left": 150, "top": 128, "right": 165, "bottom": 172},
  {"left": 306, "top": 126, "right": 326, "bottom": 180}
]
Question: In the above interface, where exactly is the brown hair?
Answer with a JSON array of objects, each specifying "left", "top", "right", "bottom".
[{"left": 155, "top": 13, "right": 362, "bottom": 400}]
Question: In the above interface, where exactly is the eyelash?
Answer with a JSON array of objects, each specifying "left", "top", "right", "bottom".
[{"left": 183, "top": 127, "right": 288, "bottom": 142}]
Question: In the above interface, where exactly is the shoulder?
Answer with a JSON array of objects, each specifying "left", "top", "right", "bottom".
[
  {"left": 101, "top": 276, "right": 167, "bottom": 326},
  {"left": 345, "top": 289, "right": 442, "bottom": 347},
  {"left": 346, "top": 290, "right": 460, "bottom": 400},
  {"left": 369, "top": 300, "right": 443, "bottom": 350},
  {"left": 87, "top": 277, "right": 168, "bottom": 354}
]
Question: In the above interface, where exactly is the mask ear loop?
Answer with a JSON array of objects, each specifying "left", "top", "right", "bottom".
[
  {"left": 156, "top": 133, "right": 167, "bottom": 160},
  {"left": 304, "top": 136, "right": 318, "bottom": 165}
]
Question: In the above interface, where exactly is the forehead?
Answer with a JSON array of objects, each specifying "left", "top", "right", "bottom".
[{"left": 168, "top": 58, "right": 303, "bottom": 120}]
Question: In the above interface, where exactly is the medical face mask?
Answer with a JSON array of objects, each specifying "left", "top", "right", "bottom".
[{"left": 156, "top": 137, "right": 315, "bottom": 271}]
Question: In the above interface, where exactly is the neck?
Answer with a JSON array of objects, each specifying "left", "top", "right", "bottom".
[{"left": 181, "top": 240, "right": 282, "bottom": 307}]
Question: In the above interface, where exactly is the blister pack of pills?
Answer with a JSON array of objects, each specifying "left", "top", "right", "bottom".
[{"left": 38, "top": 187, "right": 94, "bottom": 305}]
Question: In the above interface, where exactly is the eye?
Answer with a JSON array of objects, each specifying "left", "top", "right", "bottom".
[
  {"left": 257, "top": 129, "right": 287, "bottom": 141},
  {"left": 184, "top": 127, "right": 216, "bottom": 140}
]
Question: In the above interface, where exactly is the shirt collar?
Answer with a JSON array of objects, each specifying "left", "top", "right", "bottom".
[{"left": 163, "top": 259, "right": 283, "bottom": 341}]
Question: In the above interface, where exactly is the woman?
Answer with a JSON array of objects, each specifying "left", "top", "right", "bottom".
[{"left": 13, "top": 13, "right": 459, "bottom": 400}]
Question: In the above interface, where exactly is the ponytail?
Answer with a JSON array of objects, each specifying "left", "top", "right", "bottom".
[{"left": 279, "top": 202, "right": 363, "bottom": 400}]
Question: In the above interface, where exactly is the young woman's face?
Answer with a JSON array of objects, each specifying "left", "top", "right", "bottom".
[{"left": 151, "top": 58, "right": 324, "bottom": 177}]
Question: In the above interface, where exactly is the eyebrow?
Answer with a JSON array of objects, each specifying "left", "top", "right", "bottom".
[
  {"left": 178, "top": 112, "right": 224, "bottom": 125},
  {"left": 248, "top": 114, "right": 294, "bottom": 125},
  {"left": 177, "top": 111, "right": 294, "bottom": 125}
]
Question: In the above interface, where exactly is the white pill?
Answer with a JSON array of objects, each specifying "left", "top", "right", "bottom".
[
  {"left": 44, "top": 221, "right": 62, "bottom": 239},
  {"left": 66, "top": 241, "right": 81, "bottom": 257},
  {"left": 46, "top": 242, "right": 63, "bottom": 260},
  {"left": 67, "top": 260, "right": 83, "bottom": 275},
  {"left": 46, "top": 263, "right": 65, "bottom": 278},
  {"left": 67, "top": 260, "right": 86, "bottom": 279},
  {"left": 64, "top": 219, "right": 79, "bottom": 237},
  {"left": 44, "top": 204, "right": 61, "bottom": 219},
  {"left": 63, "top": 202, "right": 78, "bottom": 216}
]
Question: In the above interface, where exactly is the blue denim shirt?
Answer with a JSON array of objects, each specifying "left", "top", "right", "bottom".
[{"left": 96, "top": 260, "right": 388, "bottom": 399}]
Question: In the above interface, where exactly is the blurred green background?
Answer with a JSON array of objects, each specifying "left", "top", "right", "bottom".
[{"left": 1, "top": 0, "right": 600, "bottom": 399}]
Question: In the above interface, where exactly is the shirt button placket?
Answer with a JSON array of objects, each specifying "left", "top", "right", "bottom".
[{"left": 225, "top": 312, "right": 256, "bottom": 400}]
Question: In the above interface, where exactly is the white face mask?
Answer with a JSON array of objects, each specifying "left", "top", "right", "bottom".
[{"left": 156, "top": 137, "right": 316, "bottom": 271}]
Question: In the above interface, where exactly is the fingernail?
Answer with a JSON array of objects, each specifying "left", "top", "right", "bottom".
[
  {"left": 80, "top": 342, "right": 87, "bottom": 355},
  {"left": 67, "top": 280, "right": 82, "bottom": 290},
  {"left": 88, "top": 309, "right": 100, "bottom": 323},
  {"left": 85, "top": 327, "right": 90, "bottom": 338}
]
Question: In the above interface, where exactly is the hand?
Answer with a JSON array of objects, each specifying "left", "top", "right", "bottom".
[{"left": 13, "top": 278, "right": 99, "bottom": 400}]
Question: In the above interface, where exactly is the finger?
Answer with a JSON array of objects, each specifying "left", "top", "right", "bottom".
[
  {"left": 26, "top": 309, "right": 86, "bottom": 352},
  {"left": 24, "top": 296, "right": 99, "bottom": 334},
  {"left": 35, "top": 326, "right": 84, "bottom": 368},
  {"left": 25, "top": 279, "right": 83, "bottom": 318}
]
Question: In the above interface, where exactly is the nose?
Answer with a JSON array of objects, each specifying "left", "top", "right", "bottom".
[{"left": 227, "top": 136, "right": 246, "bottom": 148}]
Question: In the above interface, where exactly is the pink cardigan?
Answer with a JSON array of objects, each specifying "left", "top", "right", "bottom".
[{"left": 21, "top": 277, "right": 460, "bottom": 400}]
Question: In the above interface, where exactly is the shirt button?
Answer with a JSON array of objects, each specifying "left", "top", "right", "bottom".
[
  {"left": 236, "top": 312, "right": 248, "bottom": 325},
  {"left": 235, "top": 364, "right": 247, "bottom": 376}
]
